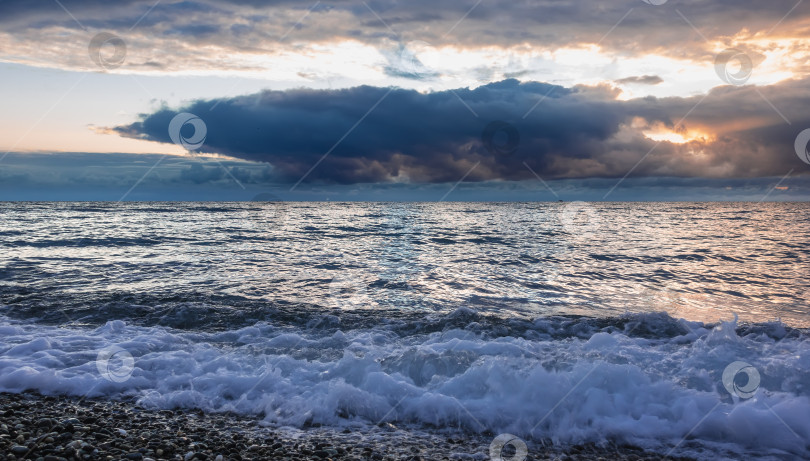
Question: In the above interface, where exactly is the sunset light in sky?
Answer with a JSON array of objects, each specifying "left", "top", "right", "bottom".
[{"left": 1, "top": 0, "right": 809, "bottom": 200}]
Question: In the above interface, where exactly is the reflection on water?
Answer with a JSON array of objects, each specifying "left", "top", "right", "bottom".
[{"left": 0, "top": 201, "right": 808, "bottom": 326}]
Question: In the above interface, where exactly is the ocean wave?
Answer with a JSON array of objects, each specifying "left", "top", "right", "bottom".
[{"left": 1, "top": 310, "right": 808, "bottom": 459}]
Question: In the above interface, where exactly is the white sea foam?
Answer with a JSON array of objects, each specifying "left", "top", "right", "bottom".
[{"left": 0, "top": 312, "right": 808, "bottom": 460}]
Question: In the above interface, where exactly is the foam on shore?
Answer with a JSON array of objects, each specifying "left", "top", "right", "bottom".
[{"left": 1, "top": 310, "right": 808, "bottom": 460}]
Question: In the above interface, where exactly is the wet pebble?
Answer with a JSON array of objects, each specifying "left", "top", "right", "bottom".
[{"left": 0, "top": 392, "right": 693, "bottom": 461}]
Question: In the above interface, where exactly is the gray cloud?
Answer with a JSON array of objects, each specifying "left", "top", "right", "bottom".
[
  {"left": 112, "top": 78, "right": 810, "bottom": 185},
  {"left": 1, "top": 152, "right": 808, "bottom": 201},
  {"left": 615, "top": 75, "right": 663, "bottom": 86},
  {"left": 0, "top": 152, "right": 271, "bottom": 190},
  {"left": 1, "top": 0, "right": 809, "bottom": 74}
]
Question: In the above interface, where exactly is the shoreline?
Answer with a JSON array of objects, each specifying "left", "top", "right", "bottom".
[{"left": 0, "top": 392, "right": 694, "bottom": 461}]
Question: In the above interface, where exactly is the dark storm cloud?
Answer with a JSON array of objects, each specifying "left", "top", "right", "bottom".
[{"left": 113, "top": 78, "right": 810, "bottom": 185}]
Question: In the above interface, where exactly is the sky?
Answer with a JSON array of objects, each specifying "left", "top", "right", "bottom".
[{"left": 1, "top": 0, "right": 810, "bottom": 201}]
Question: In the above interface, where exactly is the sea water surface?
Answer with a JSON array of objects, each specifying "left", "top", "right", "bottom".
[{"left": 1, "top": 202, "right": 809, "bottom": 459}]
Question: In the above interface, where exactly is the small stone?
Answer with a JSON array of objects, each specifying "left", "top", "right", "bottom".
[
  {"left": 37, "top": 418, "right": 55, "bottom": 427},
  {"left": 44, "top": 456, "right": 67, "bottom": 461},
  {"left": 125, "top": 453, "right": 143, "bottom": 460},
  {"left": 61, "top": 419, "right": 79, "bottom": 432},
  {"left": 11, "top": 446, "right": 29, "bottom": 456},
  {"left": 117, "top": 428, "right": 128, "bottom": 437}
]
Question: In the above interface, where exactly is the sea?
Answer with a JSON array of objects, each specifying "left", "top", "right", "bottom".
[{"left": 1, "top": 201, "right": 809, "bottom": 459}]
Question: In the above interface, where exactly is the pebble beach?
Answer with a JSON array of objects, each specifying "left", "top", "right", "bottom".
[{"left": 0, "top": 393, "right": 694, "bottom": 461}]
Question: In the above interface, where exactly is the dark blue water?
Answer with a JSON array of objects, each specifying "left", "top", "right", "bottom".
[
  {"left": 1, "top": 201, "right": 808, "bottom": 327},
  {"left": 1, "top": 202, "right": 809, "bottom": 459}
]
